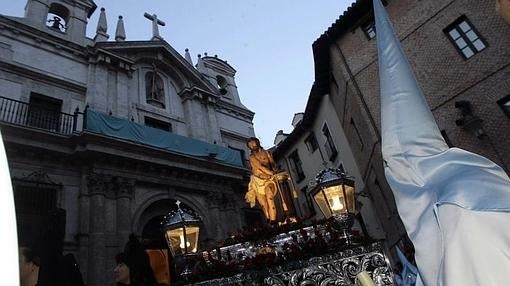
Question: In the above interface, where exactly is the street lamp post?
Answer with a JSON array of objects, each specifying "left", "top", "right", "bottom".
[
  {"left": 309, "top": 168, "right": 356, "bottom": 244},
  {"left": 161, "top": 200, "right": 202, "bottom": 282}
]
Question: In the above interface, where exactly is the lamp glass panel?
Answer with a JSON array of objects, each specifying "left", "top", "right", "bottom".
[
  {"left": 313, "top": 190, "right": 332, "bottom": 218},
  {"left": 323, "top": 185, "right": 347, "bottom": 215},
  {"left": 165, "top": 227, "right": 185, "bottom": 256},
  {"left": 343, "top": 184, "right": 356, "bottom": 212},
  {"left": 184, "top": 226, "right": 200, "bottom": 253}
]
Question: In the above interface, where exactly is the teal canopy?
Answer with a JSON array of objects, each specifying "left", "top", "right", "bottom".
[{"left": 85, "top": 109, "right": 244, "bottom": 167}]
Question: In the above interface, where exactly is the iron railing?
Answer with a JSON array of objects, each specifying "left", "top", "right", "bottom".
[{"left": 0, "top": 96, "right": 83, "bottom": 135}]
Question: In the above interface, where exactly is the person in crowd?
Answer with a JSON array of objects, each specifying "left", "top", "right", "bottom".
[
  {"left": 19, "top": 247, "right": 40, "bottom": 286},
  {"left": 496, "top": 0, "right": 510, "bottom": 24},
  {"left": 114, "top": 234, "right": 158, "bottom": 286},
  {"left": 60, "top": 253, "right": 85, "bottom": 286},
  {"left": 114, "top": 253, "right": 132, "bottom": 286}
]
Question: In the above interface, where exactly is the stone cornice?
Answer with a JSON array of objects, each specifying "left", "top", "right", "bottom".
[
  {"left": 179, "top": 86, "right": 219, "bottom": 105},
  {"left": 0, "top": 123, "right": 250, "bottom": 180},
  {"left": 206, "top": 191, "right": 237, "bottom": 209},
  {"left": 220, "top": 129, "right": 251, "bottom": 142},
  {"left": 217, "top": 100, "right": 255, "bottom": 121},
  {"left": 87, "top": 47, "right": 134, "bottom": 74},
  {"left": 201, "top": 56, "right": 237, "bottom": 76},
  {"left": 78, "top": 131, "right": 249, "bottom": 177}
]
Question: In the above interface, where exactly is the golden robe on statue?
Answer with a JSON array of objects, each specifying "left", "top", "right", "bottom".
[{"left": 245, "top": 175, "right": 276, "bottom": 208}]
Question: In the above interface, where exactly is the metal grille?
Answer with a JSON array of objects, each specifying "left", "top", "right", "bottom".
[{"left": 0, "top": 96, "right": 78, "bottom": 135}]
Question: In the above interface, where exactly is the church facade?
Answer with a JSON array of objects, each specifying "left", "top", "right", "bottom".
[{"left": 0, "top": 1, "right": 256, "bottom": 285}]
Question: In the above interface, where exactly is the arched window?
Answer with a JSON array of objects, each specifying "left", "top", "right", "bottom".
[
  {"left": 46, "top": 3, "right": 69, "bottom": 32},
  {"left": 216, "top": 75, "right": 228, "bottom": 95},
  {"left": 145, "top": 72, "right": 165, "bottom": 108}
]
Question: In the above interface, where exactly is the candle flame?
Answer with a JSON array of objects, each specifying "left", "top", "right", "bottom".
[
  {"left": 331, "top": 196, "right": 344, "bottom": 211},
  {"left": 179, "top": 234, "right": 191, "bottom": 249}
]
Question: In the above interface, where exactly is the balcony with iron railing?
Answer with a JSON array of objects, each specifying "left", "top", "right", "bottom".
[
  {"left": 0, "top": 95, "right": 245, "bottom": 168},
  {"left": 0, "top": 96, "right": 83, "bottom": 135}
]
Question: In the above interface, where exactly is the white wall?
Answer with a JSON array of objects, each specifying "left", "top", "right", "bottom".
[{"left": 276, "top": 93, "right": 384, "bottom": 238}]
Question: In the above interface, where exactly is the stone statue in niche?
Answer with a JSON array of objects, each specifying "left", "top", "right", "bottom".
[{"left": 145, "top": 63, "right": 165, "bottom": 108}]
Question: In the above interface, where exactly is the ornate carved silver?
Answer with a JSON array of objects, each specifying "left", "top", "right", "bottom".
[
  {"left": 190, "top": 242, "right": 393, "bottom": 285},
  {"left": 314, "top": 168, "right": 351, "bottom": 184},
  {"left": 264, "top": 243, "right": 393, "bottom": 286}
]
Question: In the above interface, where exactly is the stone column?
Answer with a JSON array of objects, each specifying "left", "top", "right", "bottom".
[
  {"left": 219, "top": 192, "right": 242, "bottom": 235},
  {"left": 117, "top": 72, "right": 129, "bottom": 118},
  {"left": 78, "top": 172, "right": 90, "bottom": 281},
  {"left": 105, "top": 179, "right": 118, "bottom": 285},
  {"left": 206, "top": 104, "right": 221, "bottom": 143},
  {"left": 181, "top": 91, "right": 207, "bottom": 141},
  {"left": 230, "top": 194, "right": 244, "bottom": 231},
  {"left": 116, "top": 178, "right": 135, "bottom": 251},
  {"left": 206, "top": 192, "right": 223, "bottom": 240},
  {"left": 86, "top": 173, "right": 108, "bottom": 286},
  {"left": 87, "top": 64, "right": 109, "bottom": 113}
]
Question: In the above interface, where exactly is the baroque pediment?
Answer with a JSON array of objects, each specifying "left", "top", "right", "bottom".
[{"left": 94, "top": 41, "right": 219, "bottom": 94}]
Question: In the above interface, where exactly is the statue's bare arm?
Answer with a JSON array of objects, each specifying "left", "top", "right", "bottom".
[{"left": 250, "top": 153, "right": 274, "bottom": 177}]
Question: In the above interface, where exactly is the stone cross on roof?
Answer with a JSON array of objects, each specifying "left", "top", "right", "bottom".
[{"left": 143, "top": 12, "right": 165, "bottom": 40}]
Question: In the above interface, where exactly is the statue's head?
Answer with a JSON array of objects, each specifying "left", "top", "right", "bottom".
[
  {"left": 497, "top": 0, "right": 510, "bottom": 24},
  {"left": 246, "top": 137, "right": 261, "bottom": 151}
]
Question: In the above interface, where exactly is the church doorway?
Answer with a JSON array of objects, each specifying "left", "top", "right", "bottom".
[
  {"left": 138, "top": 199, "right": 200, "bottom": 285},
  {"left": 142, "top": 215, "right": 172, "bottom": 285}
]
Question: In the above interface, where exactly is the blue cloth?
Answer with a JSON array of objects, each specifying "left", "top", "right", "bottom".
[
  {"left": 85, "top": 109, "right": 243, "bottom": 167},
  {"left": 396, "top": 247, "right": 417, "bottom": 286},
  {"left": 373, "top": 0, "right": 510, "bottom": 285}
]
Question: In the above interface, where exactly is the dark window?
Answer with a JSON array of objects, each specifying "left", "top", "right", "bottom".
[
  {"left": 28, "top": 93, "right": 62, "bottom": 132},
  {"left": 300, "top": 186, "right": 316, "bottom": 217},
  {"left": 228, "top": 146, "right": 247, "bottom": 166},
  {"left": 498, "top": 95, "right": 510, "bottom": 119},
  {"left": 144, "top": 116, "right": 172, "bottom": 132},
  {"left": 14, "top": 185, "right": 57, "bottom": 215},
  {"left": 322, "top": 123, "right": 338, "bottom": 161},
  {"left": 304, "top": 133, "right": 318, "bottom": 153},
  {"left": 361, "top": 20, "right": 376, "bottom": 40},
  {"left": 288, "top": 150, "right": 305, "bottom": 182},
  {"left": 13, "top": 184, "right": 59, "bottom": 246},
  {"left": 440, "top": 130, "right": 454, "bottom": 147},
  {"left": 444, "top": 16, "right": 487, "bottom": 59},
  {"left": 216, "top": 75, "right": 228, "bottom": 96}
]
